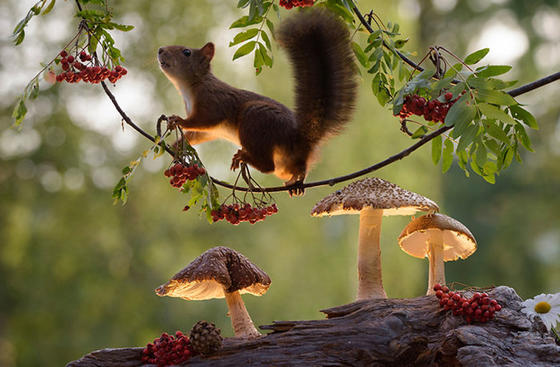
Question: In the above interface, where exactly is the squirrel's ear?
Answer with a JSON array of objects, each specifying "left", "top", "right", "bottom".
[{"left": 201, "top": 42, "right": 215, "bottom": 61}]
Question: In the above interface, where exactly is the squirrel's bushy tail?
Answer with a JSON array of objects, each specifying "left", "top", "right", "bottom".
[{"left": 277, "top": 8, "right": 357, "bottom": 145}]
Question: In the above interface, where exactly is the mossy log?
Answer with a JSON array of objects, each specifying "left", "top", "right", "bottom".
[{"left": 67, "top": 286, "right": 560, "bottom": 366}]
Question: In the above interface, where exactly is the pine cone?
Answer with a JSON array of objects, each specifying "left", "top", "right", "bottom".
[{"left": 189, "top": 321, "right": 223, "bottom": 356}]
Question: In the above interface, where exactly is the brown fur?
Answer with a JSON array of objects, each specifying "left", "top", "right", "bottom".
[{"left": 158, "top": 9, "right": 357, "bottom": 194}]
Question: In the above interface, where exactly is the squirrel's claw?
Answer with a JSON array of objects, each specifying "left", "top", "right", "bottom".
[
  {"left": 231, "top": 150, "right": 243, "bottom": 171},
  {"left": 167, "top": 115, "right": 185, "bottom": 129},
  {"left": 285, "top": 176, "right": 305, "bottom": 197}
]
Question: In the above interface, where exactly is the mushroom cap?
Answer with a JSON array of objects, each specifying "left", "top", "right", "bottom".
[
  {"left": 155, "top": 246, "right": 271, "bottom": 301},
  {"left": 311, "top": 177, "right": 439, "bottom": 217},
  {"left": 398, "top": 213, "right": 477, "bottom": 261}
]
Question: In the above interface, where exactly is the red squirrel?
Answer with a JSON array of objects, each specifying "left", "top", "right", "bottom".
[{"left": 157, "top": 9, "right": 357, "bottom": 195}]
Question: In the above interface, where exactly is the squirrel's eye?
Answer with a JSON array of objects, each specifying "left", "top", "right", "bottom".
[{"left": 182, "top": 49, "right": 192, "bottom": 57}]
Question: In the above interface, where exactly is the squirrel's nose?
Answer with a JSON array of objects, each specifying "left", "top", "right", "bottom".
[{"left": 158, "top": 47, "right": 164, "bottom": 55}]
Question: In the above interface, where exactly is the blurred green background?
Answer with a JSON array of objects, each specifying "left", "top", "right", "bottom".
[{"left": 1, "top": 0, "right": 559, "bottom": 365}]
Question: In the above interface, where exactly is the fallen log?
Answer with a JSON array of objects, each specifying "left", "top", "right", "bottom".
[{"left": 67, "top": 286, "right": 560, "bottom": 366}]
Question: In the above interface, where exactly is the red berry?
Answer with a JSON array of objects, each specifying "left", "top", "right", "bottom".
[
  {"left": 445, "top": 92, "right": 453, "bottom": 101},
  {"left": 495, "top": 304, "right": 502, "bottom": 312},
  {"left": 442, "top": 286, "right": 449, "bottom": 293},
  {"left": 434, "top": 283, "right": 442, "bottom": 291},
  {"left": 60, "top": 50, "right": 68, "bottom": 57}
]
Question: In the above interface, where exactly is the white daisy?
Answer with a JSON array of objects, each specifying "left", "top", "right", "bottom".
[{"left": 521, "top": 293, "right": 560, "bottom": 331}]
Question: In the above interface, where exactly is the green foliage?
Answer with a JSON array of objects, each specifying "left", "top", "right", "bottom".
[
  {"left": 230, "top": 0, "right": 275, "bottom": 75},
  {"left": 387, "top": 45, "right": 536, "bottom": 183},
  {"left": 11, "top": 0, "right": 132, "bottom": 126}
]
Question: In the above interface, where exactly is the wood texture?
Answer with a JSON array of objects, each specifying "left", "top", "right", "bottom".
[{"left": 67, "top": 286, "right": 560, "bottom": 366}]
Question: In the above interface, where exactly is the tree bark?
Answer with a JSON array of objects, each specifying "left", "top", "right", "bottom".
[{"left": 67, "top": 286, "right": 560, "bottom": 367}]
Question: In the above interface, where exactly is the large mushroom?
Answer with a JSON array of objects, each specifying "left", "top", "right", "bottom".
[
  {"left": 311, "top": 177, "right": 439, "bottom": 300},
  {"left": 155, "top": 246, "right": 271, "bottom": 339},
  {"left": 398, "top": 213, "right": 477, "bottom": 295}
]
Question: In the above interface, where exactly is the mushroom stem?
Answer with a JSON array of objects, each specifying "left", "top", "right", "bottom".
[
  {"left": 356, "top": 207, "right": 387, "bottom": 300},
  {"left": 224, "top": 290, "right": 260, "bottom": 339},
  {"left": 426, "top": 230, "right": 445, "bottom": 295}
]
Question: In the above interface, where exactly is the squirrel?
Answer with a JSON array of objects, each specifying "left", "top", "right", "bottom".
[{"left": 157, "top": 8, "right": 357, "bottom": 195}]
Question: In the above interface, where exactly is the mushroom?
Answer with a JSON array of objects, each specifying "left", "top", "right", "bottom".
[
  {"left": 398, "top": 213, "right": 477, "bottom": 295},
  {"left": 311, "top": 177, "right": 439, "bottom": 300},
  {"left": 155, "top": 246, "right": 271, "bottom": 339}
]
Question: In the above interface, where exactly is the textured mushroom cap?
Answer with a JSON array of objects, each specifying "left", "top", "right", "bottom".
[
  {"left": 398, "top": 213, "right": 477, "bottom": 261},
  {"left": 155, "top": 246, "right": 271, "bottom": 301},
  {"left": 311, "top": 177, "right": 439, "bottom": 217}
]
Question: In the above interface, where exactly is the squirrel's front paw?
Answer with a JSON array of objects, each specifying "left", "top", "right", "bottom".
[
  {"left": 167, "top": 115, "right": 185, "bottom": 129},
  {"left": 230, "top": 150, "right": 244, "bottom": 171}
]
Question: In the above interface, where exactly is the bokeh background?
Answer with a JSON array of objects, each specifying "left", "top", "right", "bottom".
[{"left": 1, "top": 0, "right": 559, "bottom": 365}]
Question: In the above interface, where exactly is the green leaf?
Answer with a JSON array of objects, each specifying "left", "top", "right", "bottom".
[
  {"left": 475, "top": 89, "right": 517, "bottom": 106},
  {"left": 394, "top": 38, "right": 408, "bottom": 49},
  {"left": 260, "top": 30, "right": 272, "bottom": 50},
  {"left": 430, "top": 77, "right": 454, "bottom": 98},
  {"left": 444, "top": 63, "right": 462, "bottom": 79},
  {"left": 475, "top": 142, "right": 487, "bottom": 168},
  {"left": 448, "top": 82, "right": 466, "bottom": 96},
  {"left": 475, "top": 65, "right": 512, "bottom": 78},
  {"left": 229, "top": 28, "right": 259, "bottom": 47},
  {"left": 254, "top": 45, "right": 264, "bottom": 68},
  {"left": 352, "top": 42, "right": 368, "bottom": 68},
  {"left": 42, "top": 0, "right": 56, "bottom": 15},
  {"left": 456, "top": 123, "right": 478, "bottom": 152},
  {"left": 502, "top": 147, "right": 514, "bottom": 169},
  {"left": 411, "top": 126, "right": 428, "bottom": 139},
  {"left": 367, "top": 30, "right": 382, "bottom": 43},
  {"left": 432, "top": 135, "right": 442, "bottom": 164},
  {"left": 232, "top": 41, "right": 256, "bottom": 60},
  {"left": 464, "top": 48, "right": 489, "bottom": 65},
  {"left": 321, "top": 0, "right": 354, "bottom": 23},
  {"left": 110, "top": 23, "right": 135, "bottom": 32},
  {"left": 509, "top": 105, "right": 538, "bottom": 129},
  {"left": 371, "top": 74, "right": 391, "bottom": 106},
  {"left": 266, "top": 19, "right": 275, "bottom": 36},
  {"left": 237, "top": 0, "right": 250, "bottom": 8},
  {"left": 260, "top": 46, "right": 273, "bottom": 67},
  {"left": 12, "top": 98, "right": 27, "bottom": 126},
  {"left": 230, "top": 15, "right": 262, "bottom": 29},
  {"left": 478, "top": 103, "right": 516, "bottom": 125},
  {"left": 444, "top": 94, "right": 476, "bottom": 127},
  {"left": 484, "top": 120, "right": 510, "bottom": 144},
  {"left": 514, "top": 123, "right": 533, "bottom": 152},
  {"left": 13, "top": 29, "right": 25, "bottom": 46},
  {"left": 442, "top": 138, "right": 454, "bottom": 173}
]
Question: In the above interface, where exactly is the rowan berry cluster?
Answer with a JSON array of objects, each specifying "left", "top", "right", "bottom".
[
  {"left": 434, "top": 283, "right": 503, "bottom": 324},
  {"left": 54, "top": 50, "right": 127, "bottom": 84},
  {"left": 141, "top": 331, "right": 193, "bottom": 366},
  {"left": 211, "top": 203, "right": 278, "bottom": 224},
  {"left": 279, "top": 0, "right": 314, "bottom": 9},
  {"left": 164, "top": 162, "right": 206, "bottom": 188},
  {"left": 397, "top": 92, "right": 457, "bottom": 123}
]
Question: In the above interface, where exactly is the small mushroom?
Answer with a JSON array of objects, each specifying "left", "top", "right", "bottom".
[
  {"left": 155, "top": 246, "right": 271, "bottom": 339},
  {"left": 311, "top": 177, "right": 439, "bottom": 300},
  {"left": 398, "top": 213, "right": 477, "bottom": 295}
]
